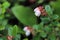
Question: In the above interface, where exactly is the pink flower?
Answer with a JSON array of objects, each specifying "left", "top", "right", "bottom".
[
  {"left": 34, "top": 7, "right": 41, "bottom": 17},
  {"left": 34, "top": 6, "right": 47, "bottom": 16},
  {"left": 23, "top": 26, "right": 28, "bottom": 32},
  {"left": 23, "top": 26, "right": 31, "bottom": 36}
]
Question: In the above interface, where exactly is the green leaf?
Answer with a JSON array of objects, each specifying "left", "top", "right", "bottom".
[
  {"left": 52, "top": 14, "right": 59, "bottom": 20},
  {"left": 2, "top": 1, "right": 10, "bottom": 9},
  {"left": 12, "top": 25, "right": 18, "bottom": 36},
  {"left": 39, "top": 22, "right": 44, "bottom": 30},
  {"left": 32, "top": 34, "right": 41, "bottom": 40},
  {"left": 44, "top": 26, "right": 52, "bottom": 33},
  {"left": 51, "top": 21, "right": 59, "bottom": 26},
  {"left": 12, "top": 5, "right": 37, "bottom": 26},
  {"left": 40, "top": 31, "right": 47, "bottom": 38},
  {"left": 48, "top": 33, "right": 56, "bottom": 40},
  {"left": 0, "top": 38, "right": 3, "bottom": 40},
  {"left": 33, "top": 23, "right": 44, "bottom": 32},
  {"left": 57, "top": 23, "right": 60, "bottom": 27},
  {"left": 14, "top": 34, "right": 21, "bottom": 40},
  {"left": 0, "top": 25, "right": 5, "bottom": 30},
  {"left": 45, "top": 5, "right": 53, "bottom": 15},
  {"left": 33, "top": 25, "right": 39, "bottom": 30},
  {"left": 0, "top": 15, "right": 4, "bottom": 20},
  {"left": 55, "top": 27, "right": 59, "bottom": 31},
  {"left": 2, "top": 19, "right": 8, "bottom": 26},
  {"left": 0, "top": 19, "right": 7, "bottom": 30},
  {"left": 2, "top": 8, "right": 6, "bottom": 14},
  {"left": 41, "top": 17, "right": 50, "bottom": 24},
  {"left": 8, "top": 25, "right": 18, "bottom": 37},
  {"left": 8, "top": 27, "right": 13, "bottom": 36}
]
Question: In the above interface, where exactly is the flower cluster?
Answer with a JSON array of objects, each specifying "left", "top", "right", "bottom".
[
  {"left": 23, "top": 26, "right": 31, "bottom": 36},
  {"left": 34, "top": 6, "right": 47, "bottom": 17}
]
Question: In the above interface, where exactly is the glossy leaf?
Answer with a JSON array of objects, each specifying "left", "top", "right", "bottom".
[{"left": 12, "top": 5, "right": 37, "bottom": 26}]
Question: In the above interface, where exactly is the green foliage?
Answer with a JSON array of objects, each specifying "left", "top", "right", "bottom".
[
  {"left": 48, "top": 33, "right": 56, "bottom": 40},
  {"left": 0, "top": 0, "right": 60, "bottom": 40},
  {"left": 44, "top": 26, "right": 52, "bottom": 33}
]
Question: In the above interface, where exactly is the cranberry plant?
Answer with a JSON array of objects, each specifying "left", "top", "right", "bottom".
[{"left": 0, "top": 0, "right": 60, "bottom": 40}]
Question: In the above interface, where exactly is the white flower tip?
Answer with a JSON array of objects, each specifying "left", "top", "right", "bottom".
[
  {"left": 35, "top": 12, "right": 41, "bottom": 17},
  {"left": 25, "top": 30, "right": 30, "bottom": 36}
]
